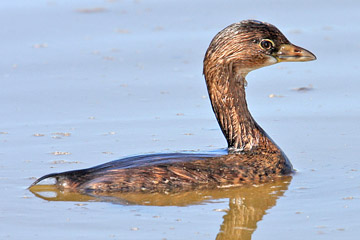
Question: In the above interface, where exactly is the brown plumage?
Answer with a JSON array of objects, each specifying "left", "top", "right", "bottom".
[{"left": 30, "top": 20, "right": 316, "bottom": 193}]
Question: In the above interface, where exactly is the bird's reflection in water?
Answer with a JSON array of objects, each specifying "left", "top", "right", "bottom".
[{"left": 30, "top": 176, "right": 291, "bottom": 240}]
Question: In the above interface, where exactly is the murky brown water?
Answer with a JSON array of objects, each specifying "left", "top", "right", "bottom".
[{"left": 1, "top": 0, "right": 360, "bottom": 239}]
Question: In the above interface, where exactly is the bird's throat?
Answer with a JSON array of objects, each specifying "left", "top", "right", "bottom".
[{"left": 206, "top": 72, "right": 277, "bottom": 152}]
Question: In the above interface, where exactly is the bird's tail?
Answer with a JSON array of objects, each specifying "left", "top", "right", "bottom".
[
  {"left": 29, "top": 168, "right": 89, "bottom": 190},
  {"left": 29, "top": 172, "right": 65, "bottom": 188}
]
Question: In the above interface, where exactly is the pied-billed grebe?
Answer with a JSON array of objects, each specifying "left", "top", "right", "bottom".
[{"left": 30, "top": 20, "right": 315, "bottom": 193}]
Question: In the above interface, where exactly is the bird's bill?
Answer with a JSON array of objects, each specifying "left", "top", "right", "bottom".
[{"left": 275, "top": 44, "right": 316, "bottom": 62}]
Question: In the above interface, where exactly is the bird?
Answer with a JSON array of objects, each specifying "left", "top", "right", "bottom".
[{"left": 30, "top": 20, "right": 316, "bottom": 194}]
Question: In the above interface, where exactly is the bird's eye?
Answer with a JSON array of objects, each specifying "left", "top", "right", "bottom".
[{"left": 260, "top": 39, "right": 274, "bottom": 50}]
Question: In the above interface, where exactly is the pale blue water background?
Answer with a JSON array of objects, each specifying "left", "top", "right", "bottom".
[{"left": 1, "top": 0, "right": 360, "bottom": 239}]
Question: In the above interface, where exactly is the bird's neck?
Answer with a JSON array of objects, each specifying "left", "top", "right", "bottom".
[{"left": 205, "top": 67, "right": 278, "bottom": 152}]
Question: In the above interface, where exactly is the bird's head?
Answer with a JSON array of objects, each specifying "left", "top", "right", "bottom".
[{"left": 204, "top": 20, "right": 316, "bottom": 79}]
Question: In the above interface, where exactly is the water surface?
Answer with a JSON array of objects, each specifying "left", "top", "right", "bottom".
[{"left": 1, "top": 0, "right": 360, "bottom": 239}]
